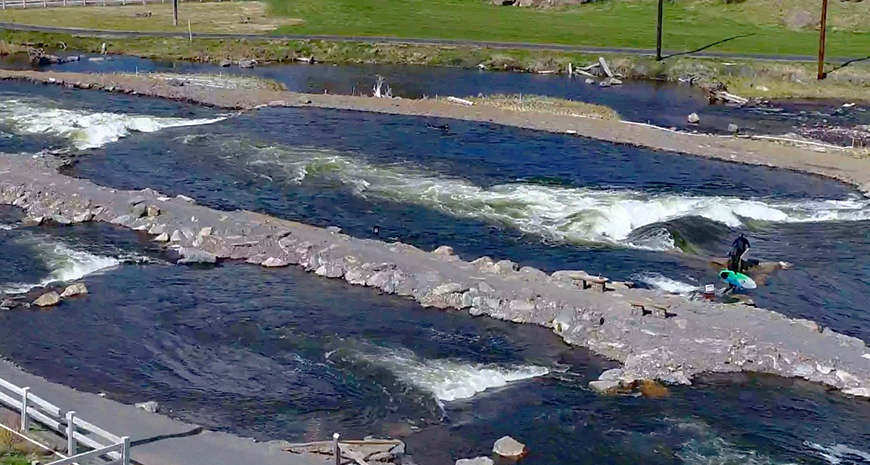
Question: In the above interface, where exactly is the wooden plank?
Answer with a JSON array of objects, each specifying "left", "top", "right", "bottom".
[
  {"left": 73, "top": 431, "right": 122, "bottom": 460},
  {"left": 598, "top": 57, "right": 613, "bottom": 77},
  {"left": 27, "top": 392, "right": 61, "bottom": 416},
  {"left": 47, "top": 443, "right": 122, "bottom": 465},
  {"left": 0, "top": 377, "right": 25, "bottom": 396},
  {"left": 27, "top": 408, "right": 62, "bottom": 432},
  {"left": 0, "top": 391, "right": 23, "bottom": 411},
  {"left": 74, "top": 417, "right": 122, "bottom": 444}
]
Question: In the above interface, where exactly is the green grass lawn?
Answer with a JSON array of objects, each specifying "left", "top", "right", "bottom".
[
  {"left": 0, "top": 454, "right": 28, "bottom": 465},
  {"left": 268, "top": 0, "right": 870, "bottom": 58}
]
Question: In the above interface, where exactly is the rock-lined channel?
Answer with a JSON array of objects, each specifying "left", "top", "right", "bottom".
[{"left": 2, "top": 152, "right": 869, "bottom": 398}]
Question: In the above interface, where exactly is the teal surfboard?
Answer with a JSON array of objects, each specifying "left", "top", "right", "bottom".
[{"left": 718, "top": 269, "right": 757, "bottom": 290}]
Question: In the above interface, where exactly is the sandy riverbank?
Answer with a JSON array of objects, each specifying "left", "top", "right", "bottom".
[{"left": 1, "top": 68, "right": 869, "bottom": 195}]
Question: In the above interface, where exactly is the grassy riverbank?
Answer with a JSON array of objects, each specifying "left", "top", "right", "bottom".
[{"left": 1, "top": 27, "right": 867, "bottom": 100}]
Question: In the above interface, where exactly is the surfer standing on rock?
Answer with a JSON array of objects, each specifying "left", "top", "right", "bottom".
[{"left": 728, "top": 233, "right": 751, "bottom": 273}]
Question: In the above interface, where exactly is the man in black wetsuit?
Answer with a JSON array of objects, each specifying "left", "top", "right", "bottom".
[{"left": 728, "top": 233, "right": 751, "bottom": 273}]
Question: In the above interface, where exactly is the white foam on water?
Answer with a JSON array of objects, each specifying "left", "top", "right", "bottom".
[
  {"left": 0, "top": 98, "right": 226, "bottom": 149},
  {"left": 355, "top": 346, "right": 548, "bottom": 403},
  {"left": 806, "top": 442, "right": 870, "bottom": 465},
  {"left": 227, "top": 143, "right": 870, "bottom": 249},
  {"left": 672, "top": 420, "right": 797, "bottom": 465},
  {"left": 634, "top": 272, "right": 698, "bottom": 295},
  {"left": 1, "top": 240, "right": 120, "bottom": 294},
  {"left": 0, "top": 224, "right": 15, "bottom": 230}
]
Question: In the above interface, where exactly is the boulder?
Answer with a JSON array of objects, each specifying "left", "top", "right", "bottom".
[
  {"left": 494, "top": 260, "right": 519, "bottom": 274},
  {"left": 262, "top": 257, "right": 290, "bottom": 268},
  {"left": 687, "top": 113, "right": 700, "bottom": 124},
  {"left": 199, "top": 227, "right": 213, "bottom": 237},
  {"left": 1, "top": 299, "right": 17, "bottom": 309},
  {"left": 33, "top": 292, "right": 61, "bottom": 308},
  {"left": 456, "top": 458, "right": 494, "bottom": 465},
  {"left": 72, "top": 211, "right": 94, "bottom": 222},
  {"left": 153, "top": 232, "right": 169, "bottom": 242},
  {"left": 238, "top": 59, "right": 257, "bottom": 69},
  {"left": 220, "top": 59, "right": 233, "bottom": 67},
  {"left": 60, "top": 283, "right": 88, "bottom": 298},
  {"left": 170, "top": 230, "right": 183, "bottom": 242},
  {"left": 130, "top": 203, "right": 147, "bottom": 218},
  {"left": 135, "top": 401, "right": 159, "bottom": 413},
  {"left": 785, "top": 10, "right": 816, "bottom": 31},
  {"left": 146, "top": 205, "right": 161, "bottom": 217},
  {"left": 588, "top": 379, "right": 620, "bottom": 394},
  {"left": 433, "top": 245, "right": 455, "bottom": 256},
  {"left": 493, "top": 436, "right": 526, "bottom": 458},
  {"left": 177, "top": 249, "right": 217, "bottom": 265},
  {"left": 728, "top": 123, "right": 739, "bottom": 133}
]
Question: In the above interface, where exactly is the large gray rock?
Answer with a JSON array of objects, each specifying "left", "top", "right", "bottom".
[
  {"left": 588, "top": 379, "right": 620, "bottom": 394},
  {"left": 177, "top": 249, "right": 217, "bottom": 265},
  {"left": 785, "top": 10, "right": 816, "bottom": 31},
  {"left": 261, "top": 257, "right": 290, "bottom": 268},
  {"left": 33, "top": 292, "right": 61, "bottom": 308},
  {"left": 433, "top": 245, "right": 455, "bottom": 256},
  {"left": 687, "top": 113, "right": 700, "bottom": 124},
  {"left": 456, "top": 458, "right": 494, "bottom": 465},
  {"left": 493, "top": 436, "right": 526, "bottom": 457},
  {"left": 146, "top": 205, "right": 161, "bottom": 217},
  {"left": 60, "top": 283, "right": 88, "bottom": 298}
]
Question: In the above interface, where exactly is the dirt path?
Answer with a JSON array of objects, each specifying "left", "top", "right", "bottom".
[{"left": 2, "top": 68, "right": 868, "bottom": 195}]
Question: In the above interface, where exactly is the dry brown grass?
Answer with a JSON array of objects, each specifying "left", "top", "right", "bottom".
[
  {"left": 437, "top": 94, "right": 620, "bottom": 120},
  {"left": 0, "top": 1, "right": 303, "bottom": 33}
]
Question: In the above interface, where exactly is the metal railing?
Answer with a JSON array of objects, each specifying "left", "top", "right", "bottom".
[
  {"left": 0, "top": 376, "right": 130, "bottom": 465},
  {"left": 0, "top": 0, "right": 220, "bottom": 9}
]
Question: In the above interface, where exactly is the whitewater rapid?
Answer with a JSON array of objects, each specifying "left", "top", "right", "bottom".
[
  {"left": 213, "top": 141, "right": 870, "bottom": 250},
  {"left": 0, "top": 235, "right": 132, "bottom": 294},
  {"left": 0, "top": 97, "right": 225, "bottom": 150},
  {"left": 351, "top": 346, "right": 548, "bottom": 404}
]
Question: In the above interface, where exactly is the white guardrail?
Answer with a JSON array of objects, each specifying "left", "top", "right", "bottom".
[
  {"left": 0, "top": 0, "right": 219, "bottom": 9},
  {"left": 0, "top": 376, "right": 130, "bottom": 465}
]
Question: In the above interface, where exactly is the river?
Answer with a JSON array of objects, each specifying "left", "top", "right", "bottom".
[{"left": 0, "top": 75, "right": 869, "bottom": 465}]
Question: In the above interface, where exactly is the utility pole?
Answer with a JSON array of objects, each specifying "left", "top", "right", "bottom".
[
  {"left": 817, "top": 0, "right": 828, "bottom": 80},
  {"left": 173, "top": 0, "right": 178, "bottom": 26},
  {"left": 655, "top": 0, "right": 664, "bottom": 61}
]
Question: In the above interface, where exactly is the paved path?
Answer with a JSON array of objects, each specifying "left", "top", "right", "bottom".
[
  {"left": 0, "top": 21, "right": 860, "bottom": 64},
  {"left": 0, "top": 360, "right": 329, "bottom": 465}
]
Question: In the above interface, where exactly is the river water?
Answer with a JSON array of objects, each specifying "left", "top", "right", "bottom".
[
  {"left": 4, "top": 53, "right": 869, "bottom": 142},
  {"left": 0, "top": 80, "right": 869, "bottom": 464}
]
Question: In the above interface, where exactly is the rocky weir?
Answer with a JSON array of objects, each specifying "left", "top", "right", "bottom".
[
  {"left": 0, "top": 68, "right": 869, "bottom": 195},
  {"left": 2, "top": 152, "right": 869, "bottom": 399}
]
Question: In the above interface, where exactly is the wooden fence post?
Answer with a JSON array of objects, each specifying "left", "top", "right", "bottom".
[
  {"left": 66, "top": 411, "right": 76, "bottom": 457},
  {"left": 20, "top": 388, "right": 29, "bottom": 432},
  {"left": 122, "top": 436, "right": 131, "bottom": 465}
]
